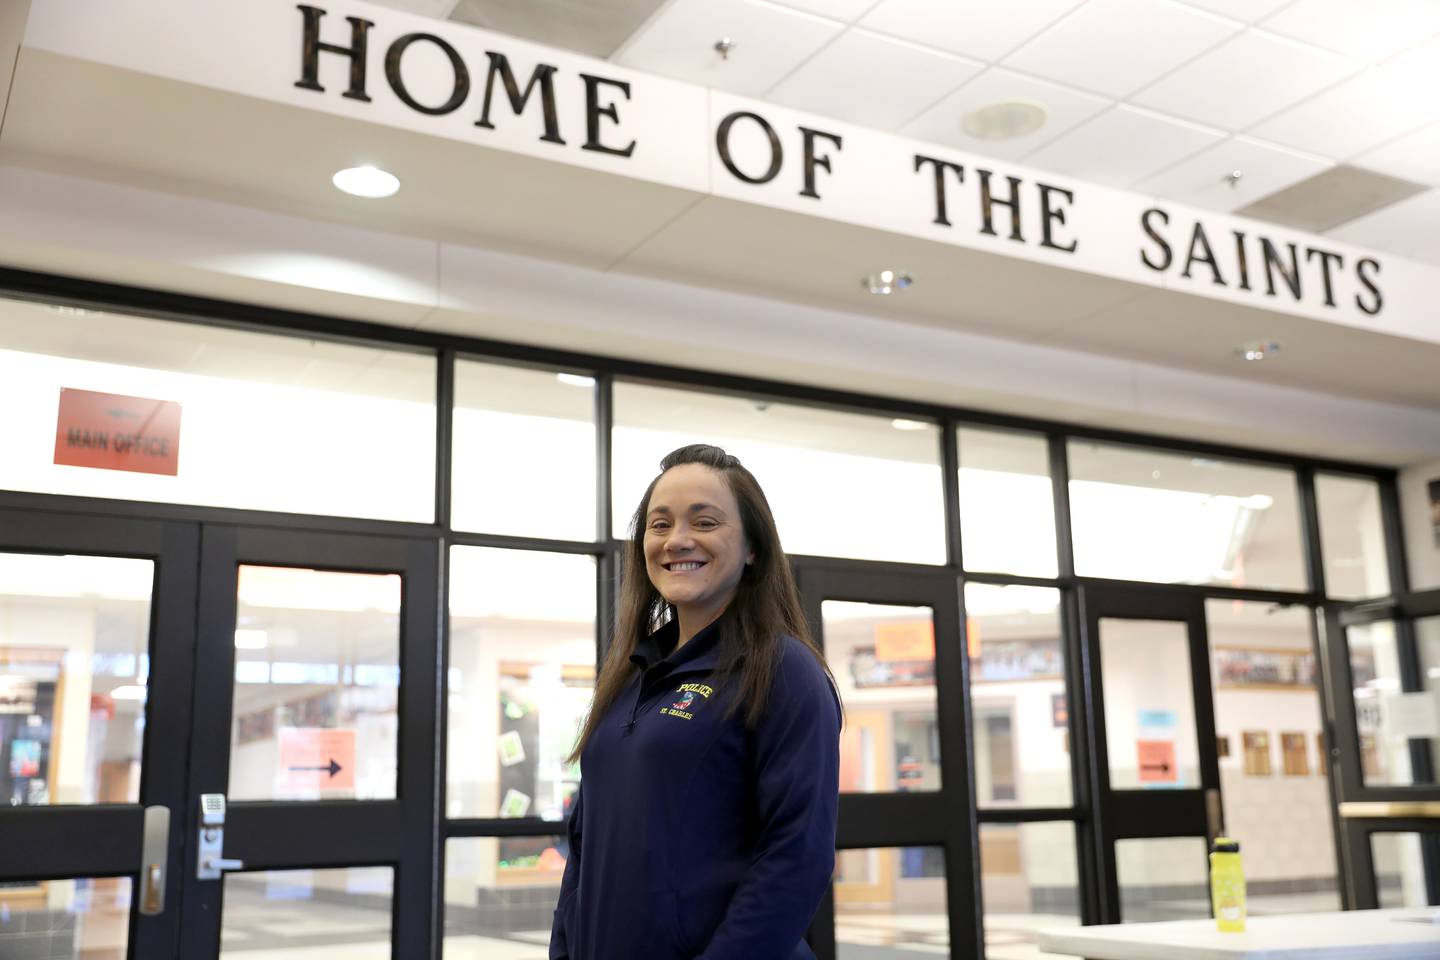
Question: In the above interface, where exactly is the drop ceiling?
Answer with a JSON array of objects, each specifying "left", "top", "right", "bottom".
[{"left": 379, "top": 0, "right": 1440, "bottom": 266}]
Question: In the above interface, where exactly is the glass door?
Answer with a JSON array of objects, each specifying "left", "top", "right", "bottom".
[
  {"left": 1329, "top": 589, "right": 1440, "bottom": 909},
  {"left": 0, "top": 506, "right": 198, "bottom": 959},
  {"left": 796, "top": 561, "right": 977, "bottom": 960},
  {"left": 1080, "top": 586, "right": 1221, "bottom": 924},
  {"left": 176, "top": 525, "right": 440, "bottom": 959}
]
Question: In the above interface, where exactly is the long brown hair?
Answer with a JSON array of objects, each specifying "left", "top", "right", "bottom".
[{"left": 569, "top": 443, "right": 836, "bottom": 763}]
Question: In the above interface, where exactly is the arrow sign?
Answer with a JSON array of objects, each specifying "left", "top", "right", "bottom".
[
  {"left": 1137, "top": 739, "right": 1178, "bottom": 784},
  {"left": 287, "top": 758, "right": 342, "bottom": 778}
]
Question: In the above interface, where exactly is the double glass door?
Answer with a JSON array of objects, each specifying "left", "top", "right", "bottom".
[{"left": 0, "top": 506, "right": 439, "bottom": 960}]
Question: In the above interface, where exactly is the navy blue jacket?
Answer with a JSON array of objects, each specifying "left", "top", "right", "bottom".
[{"left": 549, "top": 616, "right": 841, "bottom": 960}]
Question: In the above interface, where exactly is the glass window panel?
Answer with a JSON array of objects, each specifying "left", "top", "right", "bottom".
[
  {"left": 448, "top": 547, "right": 596, "bottom": 820},
  {"left": 452, "top": 360, "right": 596, "bottom": 541},
  {"left": 835, "top": 846, "right": 947, "bottom": 958},
  {"left": 1115, "top": 837, "right": 1209, "bottom": 922},
  {"left": 220, "top": 867, "right": 391, "bottom": 958},
  {"left": 0, "top": 877, "right": 130, "bottom": 959},
  {"left": 613, "top": 383, "right": 945, "bottom": 564},
  {"left": 0, "top": 298, "right": 434, "bottom": 520},
  {"left": 980, "top": 822, "right": 1080, "bottom": 960},
  {"left": 822, "top": 601, "right": 941, "bottom": 793},
  {"left": 1206, "top": 600, "right": 1340, "bottom": 913},
  {"left": 1315, "top": 473, "right": 1391, "bottom": 600},
  {"left": 1099, "top": 619, "right": 1200, "bottom": 790},
  {"left": 1371, "top": 833, "right": 1434, "bottom": 909},
  {"left": 965, "top": 584, "right": 1071, "bottom": 807},
  {"left": 443, "top": 835, "right": 565, "bottom": 957},
  {"left": 1350, "top": 618, "right": 1440, "bottom": 787},
  {"left": 229, "top": 566, "right": 401, "bottom": 801},
  {"left": 1068, "top": 442, "right": 1306, "bottom": 591},
  {"left": 958, "top": 428, "right": 1058, "bottom": 578},
  {"left": 0, "top": 553, "right": 152, "bottom": 806}
]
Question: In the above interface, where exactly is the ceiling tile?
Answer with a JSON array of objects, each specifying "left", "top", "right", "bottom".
[
  {"left": 1248, "top": 67, "right": 1440, "bottom": 159},
  {"left": 1258, "top": 0, "right": 1440, "bottom": 63},
  {"left": 1025, "top": 105, "right": 1224, "bottom": 187},
  {"left": 1131, "top": 30, "right": 1359, "bottom": 131},
  {"left": 613, "top": 0, "right": 844, "bottom": 97},
  {"left": 1003, "top": 0, "right": 1241, "bottom": 98},
  {"left": 766, "top": 0, "right": 878, "bottom": 21},
  {"left": 1173, "top": 0, "right": 1290, "bottom": 23},
  {"left": 858, "top": 0, "right": 1085, "bottom": 63},
  {"left": 1136, "top": 136, "right": 1331, "bottom": 212},
  {"left": 1354, "top": 120, "right": 1440, "bottom": 188},
  {"left": 902, "top": 67, "right": 1110, "bottom": 160},
  {"left": 1327, "top": 189, "right": 1440, "bottom": 264},
  {"left": 768, "top": 29, "right": 982, "bottom": 130}
]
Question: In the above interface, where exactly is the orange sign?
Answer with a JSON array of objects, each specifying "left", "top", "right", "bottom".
[
  {"left": 279, "top": 728, "right": 355, "bottom": 791},
  {"left": 1137, "top": 739, "right": 1177, "bottom": 783},
  {"left": 875, "top": 620, "right": 935, "bottom": 662},
  {"left": 53, "top": 388, "right": 181, "bottom": 475}
]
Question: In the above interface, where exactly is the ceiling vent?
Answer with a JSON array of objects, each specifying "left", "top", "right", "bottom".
[{"left": 1235, "top": 164, "right": 1428, "bottom": 233}]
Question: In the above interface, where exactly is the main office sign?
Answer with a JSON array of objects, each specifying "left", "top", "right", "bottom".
[{"left": 27, "top": 0, "right": 1430, "bottom": 336}]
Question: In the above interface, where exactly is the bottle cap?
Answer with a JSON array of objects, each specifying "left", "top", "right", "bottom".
[{"left": 1212, "top": 837, "right": 1240, "bottom": 853}]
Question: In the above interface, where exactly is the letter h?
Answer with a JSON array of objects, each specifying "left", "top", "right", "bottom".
[{"left": 295, "top": 5, "right": 374, "bottom": 102}]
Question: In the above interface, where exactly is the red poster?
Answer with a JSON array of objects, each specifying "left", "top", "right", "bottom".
[
  {"left": 875, "top": 620, "right": 935, "bottom": 662},
  {"left": 53, "top": 388, "right": 181, "bottom": 476},
  {"left": 1137, "top": 739, "right": 1178, "bottom": 783},
  {"left": 279, "top": 728, "right": 356, "bottom": 791}
]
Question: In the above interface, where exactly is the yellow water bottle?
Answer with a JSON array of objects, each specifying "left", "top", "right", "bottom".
[{"left": 1209, "top": 837, "right": 1246, "bottom": 932}]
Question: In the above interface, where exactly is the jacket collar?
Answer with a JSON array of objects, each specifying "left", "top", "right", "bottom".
[{"left": 630, "top": 612, "right": 728, "bottom": 675}]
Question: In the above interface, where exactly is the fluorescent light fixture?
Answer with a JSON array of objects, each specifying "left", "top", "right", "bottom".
[
  {"left": 111, "top": 684, "right": 148, "bottom": 701},
  {"left": 234, "top": 629, "right": 269, "bottom": 650},
  {"left": 556, "top": 373, "right": 596, "bottom": 388},
  {"left": 891, "top": 418, "right": 929, "bottom": 431},
  {"left": 332, "top": 165, "right": 400, "bottom": 199}
]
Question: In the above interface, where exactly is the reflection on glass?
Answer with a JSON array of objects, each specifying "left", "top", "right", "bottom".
[
  {"left": 443, "top": 836, "right": 565, "bottom": 958},
  {"left": 1116, "top": 837, "right": 1209, "bottom": 922},
  {"left": 448, "top": 547, "right": 596, "bottom": 820},
  {"left": 1099, "top": 619, "right": 1200, "bottom": 790},
  {"left": 965, "top": 584, "right": 1070, "bottom": 807},
  {"left": 452, "top": 361, "right": 597, "bottom": 541},
  {"left": 1350, "top": 620, "right": 1440, "bottom": 787},
  {"left": 0, "top": 553, "right": 152, "bottom": 806},
  {"left": 220, "top": 868, "right": 391, "bottom": 958},
  {"left": 229, "top": 566, "right": 401, "bottom": 802},
  {"left": 613, "top": 383, "right": 945, "bottom": 564},
  {"left": 0, "top": 877, "right": 130, "bottom": 959},
  {"left": 1315, "top": 474, "right": 1391, "bottom": 600},
  {"left": 1372, "top": 833, "right": 1433, "bottom": 909},
  {"left": 958, "top": 428, "right": 1058, "bottom": 578},
  {"left": 1207, "top": 600, "right": 1340, "bottom": 913},
  {"left": 823, "top": 602, "right": 940, "bottom": 793},
  {"left": 836, "top": 846, "right": 947, "bottom": 958},
  {"left": 1068, "top": 442, "right": 1306, "bottom": 591},
  {"left": 980, "top": 823, "right": 1080, "bottom": 960},
  {"left": 0, "top": 298, "right": 435, "bottom": 520}
]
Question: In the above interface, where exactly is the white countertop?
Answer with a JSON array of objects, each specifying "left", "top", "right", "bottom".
[{"left": 1034, "top": 908, "right": 1440, "bottom": 959}]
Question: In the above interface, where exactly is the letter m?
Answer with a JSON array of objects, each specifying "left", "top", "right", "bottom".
[{"left": 476, "top": 52, "right": 565, "bottom": 144}]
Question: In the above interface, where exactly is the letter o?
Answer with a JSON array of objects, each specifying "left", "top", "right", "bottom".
[
  {"left": 715, "top": 111, "right": 783, "bottom": 185},
  {"left": 385, "top": 33, "right": 471, "bottom": 116}
]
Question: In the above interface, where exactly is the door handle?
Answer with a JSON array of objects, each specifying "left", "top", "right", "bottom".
[
  {"left": 140, "top": 805, "right": 170, "bottom": 916},
  {"left": 202, "top": 856, "right": 246, "bottom": 873},
  {"left": 1204, "top": 787, "right": 1224, "bottom": 841},
  {"left": 196, "top": 793, "right": 246, "bottom": 880}
]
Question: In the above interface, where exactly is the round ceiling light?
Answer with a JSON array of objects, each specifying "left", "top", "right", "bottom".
[
  {"left": 1235, "top": 340, "right": 1281, "bottom": 361},
  {"left": 332, "top": 165, "right": 400, "bottom": 199},
  {"left": 863, "top": 270, "right": 913, "bottom": 295},
  {"left": 891, "top": 418, "right": 929, "bottom": 431},
  {"left": 961, "top": 101, "right": 1047, "bottom": 141}
]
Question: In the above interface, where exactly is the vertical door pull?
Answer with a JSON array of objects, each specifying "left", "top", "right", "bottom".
[{"left": 140, "top": 805, "right": 170, "bottom": 915}]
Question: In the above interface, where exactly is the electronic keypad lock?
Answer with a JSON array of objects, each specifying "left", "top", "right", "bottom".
[{"left": 196, "top": 793, "right": 245, "bottom": 880}]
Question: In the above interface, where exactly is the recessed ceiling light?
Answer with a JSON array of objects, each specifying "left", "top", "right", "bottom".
[
  {"left": 1236, "top": 340, "right": 1281, "bottom": 361},
  {"left": 234, "top": 629, "right": 269, "bottom": 650},
  {"left": 556, "top": 373, "right": 596, "bottom": 388},
  {"left": 863, "top": 270, "right": 913, "bottom": 295},
  {"left": 43, "top": 305, "right": 97, "bottom": 317},
  {"left": 891, "top": 418, "right": 929, "bottom": 431},
  {"left": 962, "top": 101, "right": 1047, "bottom": 141},
  {"left": 332, "top": 165, "right": 400, "bottom": 199}
]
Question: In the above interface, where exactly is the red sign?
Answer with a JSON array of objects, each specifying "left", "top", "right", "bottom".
[
  {"left": 279, "top": 728, "right": 355, "bottom": 791},
  {"left": 1137, "top": 739, "right": 1178, "bottom": 783},
  {"left": 53, "top": 389, "right": 181, "bottom": 476},
  {"left": 875, "top": 621, "right": 935, "bottom": 662}
]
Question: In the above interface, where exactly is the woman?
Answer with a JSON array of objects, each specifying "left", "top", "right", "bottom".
[{"left": 550, "top": 443, "right": 842, "bottom": 960}]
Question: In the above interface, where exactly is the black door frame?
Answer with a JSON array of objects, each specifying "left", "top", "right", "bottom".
[
  {"left": 795, "top": 558, "right": 980, "bottom": 960},
  {"left": 0, "top": 505, "right": 199, "bottom": 959},
  {"left": 1078, "top": 584, "right": 1220, "bottom": 923},
  {"left": 177, "top": 523, "right": 442, "bottom": 959}
]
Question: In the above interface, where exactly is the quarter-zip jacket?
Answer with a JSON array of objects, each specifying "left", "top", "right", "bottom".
[{"left": 549, "top": 617, "right": 841, "bottom": 960}]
